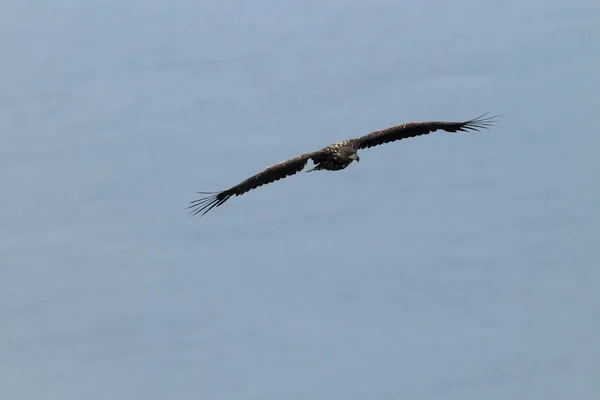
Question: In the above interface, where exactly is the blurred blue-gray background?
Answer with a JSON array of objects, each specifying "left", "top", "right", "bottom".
[{"left": 2, "top": 0, "right": 599, "bottom": 399}]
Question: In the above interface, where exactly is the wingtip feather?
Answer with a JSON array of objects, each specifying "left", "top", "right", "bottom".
[{"left": 187, "top": 191, "right": 231, "bottom": 217}]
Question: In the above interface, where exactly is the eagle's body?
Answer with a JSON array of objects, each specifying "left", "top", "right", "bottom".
[
  {"left": 307, "top": 141, "right": 359, "bottom": 172},
  {"left": 189, "top": 113, "right": 497, "bottom": 216}
]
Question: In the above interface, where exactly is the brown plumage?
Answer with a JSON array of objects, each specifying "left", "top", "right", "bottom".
[{"left": 188, "top": 113, "right": 498, "bottom": 216}]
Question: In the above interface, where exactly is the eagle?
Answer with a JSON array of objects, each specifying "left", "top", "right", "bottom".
[{"left": 189, "top": 113, "right": 497, "bottom": 216}]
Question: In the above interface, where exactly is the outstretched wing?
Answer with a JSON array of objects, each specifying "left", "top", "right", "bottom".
[
  {"left": 348, "top": 113, "right": 498, "bottom": 150},
  {"left": 188, "top": 150, "right": 326, "bottom": 216}
]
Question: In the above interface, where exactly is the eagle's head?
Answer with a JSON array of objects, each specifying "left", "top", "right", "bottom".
[{"left": 338, "top": 146, "right": 360, "bottom": 164}]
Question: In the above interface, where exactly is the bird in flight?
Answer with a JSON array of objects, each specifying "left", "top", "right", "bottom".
[{"left": 188, "top": 113, "right": 498, "bottom": 217}]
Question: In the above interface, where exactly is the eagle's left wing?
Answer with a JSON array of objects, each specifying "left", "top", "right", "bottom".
[
  {"left": 347, "top": 113, "right": 498, "bottom": 150},
  {"left": 187, "top": 149, "right": 327, "bottom": 217}
]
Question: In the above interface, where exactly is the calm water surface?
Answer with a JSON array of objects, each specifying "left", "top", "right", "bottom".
[{"left": 2, "top": 0, "right": 599, "bottom": 399}]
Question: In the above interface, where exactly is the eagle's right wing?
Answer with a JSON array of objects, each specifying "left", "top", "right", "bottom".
[
  {"left": 348, "top": 113, "right": 498, "bottom": 150},
  {"left": 188, "top": 150, "right": 327, "bottom": 216}
]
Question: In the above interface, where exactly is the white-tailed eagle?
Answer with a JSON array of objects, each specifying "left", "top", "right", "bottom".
[{"left": 189, "top": 113, "right": 498, "bottom": 216}]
